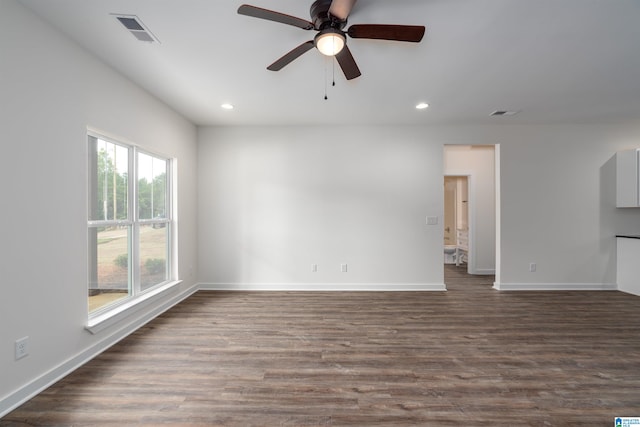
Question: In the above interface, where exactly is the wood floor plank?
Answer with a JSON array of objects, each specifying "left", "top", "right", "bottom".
[{"left": 3, "top": 265, "right": 640, "bottom": 426}]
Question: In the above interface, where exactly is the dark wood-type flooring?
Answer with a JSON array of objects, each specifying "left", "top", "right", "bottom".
[{"left": 3, "top": 265, "right": 640, "bottom": 426}]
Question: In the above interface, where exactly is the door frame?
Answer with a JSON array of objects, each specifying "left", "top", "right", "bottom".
[{"left": 443, "top": 144, "right": 500, "bottom": 282}]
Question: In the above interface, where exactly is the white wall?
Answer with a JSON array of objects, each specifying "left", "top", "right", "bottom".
[
  {"left": 434, "top": 125, "right": 640, "bottom": 289},
  {"left": 444, "top": 145, "right": 496, "bottom": 275},
  {"left": 198, "top": 124, "right": 640, "bottom": 291},
  {"left": 198, "top": 126, "right": 445, "bottom": 290},
  {"left": 493, "top": 124, "right": 640, "bottom": 289},
  {"left": 0, "top": 0, "right": 198, "bottom": 415}
]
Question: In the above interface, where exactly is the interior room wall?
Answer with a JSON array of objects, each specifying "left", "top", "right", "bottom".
[
  {"left": 490, "top": 124, "right": 640, "bottom": 289},
  {"left": 198, "top": 124, "right": 640, "bottom": 291},
  {"left": 0, "top": 0, "right": 198, "bottom": 415},
  {"left": 444, "top": 145, "right": 496, "bottom": 274},
  {"left": 434, "top": 125, "right": 640, "bottom": 288},
  {"left": 197, "top": 126, "right": 445, "bottom": 290}
]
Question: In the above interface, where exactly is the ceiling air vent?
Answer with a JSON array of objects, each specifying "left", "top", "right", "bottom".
[{"left": 113, "top": 14, "right": 160, "bottom": 43}]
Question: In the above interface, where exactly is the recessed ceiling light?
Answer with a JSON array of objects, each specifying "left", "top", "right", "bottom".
[
  {"left": 221, "top": 104, "right": 234, "bottom": 110},
  {"left": 416, "top": 102, "right": 429, "bottom": 110}
]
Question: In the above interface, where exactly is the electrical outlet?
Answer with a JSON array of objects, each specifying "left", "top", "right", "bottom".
[
  {"left": 341, "top": 264, "right": 348, "bottom": 273},
  {"left": 15, "top": 336, "right": 29, "bottom": 360},
  {"left": 311, "top": 264, "right": 318, "bottom": 272},
  {"left": 529, "top": 263, "right": 537, "bottom": 273}
]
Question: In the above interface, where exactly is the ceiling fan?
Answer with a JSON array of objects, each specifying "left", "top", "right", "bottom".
[{"left": 237, "top": 0, "right": 426, "bottom": 80}]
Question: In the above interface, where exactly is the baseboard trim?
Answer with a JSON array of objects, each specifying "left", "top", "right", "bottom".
[
  {"left": 0, "top": 284, "right": 198, "bottom": 419},
  {"left": 493, "top": 282, "right": 618, "bottom": 291},
  {"left": 199, "top": 282, "right": 447, "bottom": 292},
  {"left": 469, "top": 268, "right": 496, "bottom": 275}
]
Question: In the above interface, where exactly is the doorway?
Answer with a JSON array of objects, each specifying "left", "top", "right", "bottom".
[
  {"left": 443, "top": 145, "right": 498, "bottom": 280},
  {"left": 444, "top": 176, "right": 469, "bottom": 269}
]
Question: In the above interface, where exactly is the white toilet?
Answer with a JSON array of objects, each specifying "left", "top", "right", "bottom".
[{"left": 444, "top": 245, "right": 457, "bottom": 264}]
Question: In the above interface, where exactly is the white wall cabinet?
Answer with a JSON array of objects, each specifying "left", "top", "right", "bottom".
[{"left": 616, "top": 149, "right": 640, "bottom": 207}]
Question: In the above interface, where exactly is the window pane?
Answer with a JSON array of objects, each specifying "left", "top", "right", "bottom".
[
  {"left": 89, "top": 138, "right": 129, "bottom": 221},
  {"left": 140, "top": 224, "right": 168, "bottom": 291},
  {"left": 88, "top": 226, "right": 131, "bottom": 312},
  {"left": 88, "top": 133, "right": 173, "bottom": 317},
  {"left": 138, "top": 152, "right": 167, "bottom": 220}
]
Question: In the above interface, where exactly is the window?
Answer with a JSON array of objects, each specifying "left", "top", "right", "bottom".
[{"left": 88, "top": 133, "right": 173, "bottom": 316}]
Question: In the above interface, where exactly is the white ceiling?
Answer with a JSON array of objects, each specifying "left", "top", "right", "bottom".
[{"left": 18, "top": 0, "right": 640, "bottom": 127}]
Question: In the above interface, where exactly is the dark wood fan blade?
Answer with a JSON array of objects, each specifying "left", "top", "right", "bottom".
[
  {"left": 329, "top": 0, "right": 358, "bottom": 21},
  {"left": 238, "top": 4, "right": 314, "bottom": 30},
  {"left": 348, "top": 24, "right": 425, "bottom": 42},
  {"left": 267, "top": 41, "right": 315, "bottom": 71},
  {"left": 335, "top": 45, "right": 361, "bottom": 80}
]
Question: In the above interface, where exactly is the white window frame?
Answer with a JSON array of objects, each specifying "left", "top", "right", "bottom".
[{"left": 87, "top": 131, "right": 178, "bottom": 330}]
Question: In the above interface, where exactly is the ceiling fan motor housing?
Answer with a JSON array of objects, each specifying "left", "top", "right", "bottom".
[{"left": 310, "top": 0, "right": 347, "bottom": 30}]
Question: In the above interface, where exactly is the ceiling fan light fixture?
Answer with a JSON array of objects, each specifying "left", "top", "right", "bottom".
[{"left": 315, "top": 29, "right": 346, "bottom": 56}]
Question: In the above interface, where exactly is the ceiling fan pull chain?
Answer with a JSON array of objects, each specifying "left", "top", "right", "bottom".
[
  {"left": 332, "top": 57, "right": 336, "bottom": 87},
  {"left": 324, "top": 56, "right": 329, "bottom": 100},
  {"left": 331, "top": 32, "right": 336, "bottom": 87}
]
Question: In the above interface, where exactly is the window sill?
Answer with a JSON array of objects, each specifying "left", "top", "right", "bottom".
[{"left": 86, "top": 280, "right": 182, "bottom": 334}]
